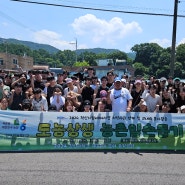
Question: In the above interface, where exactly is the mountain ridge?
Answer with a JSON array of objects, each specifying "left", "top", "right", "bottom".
[{"left": 0, "top": 37, "right": 135, "bottom": 59}]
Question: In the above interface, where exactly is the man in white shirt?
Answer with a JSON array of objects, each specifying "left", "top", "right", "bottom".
[{"left": 107, "top": 77, "right": 133, "bottom": 112}]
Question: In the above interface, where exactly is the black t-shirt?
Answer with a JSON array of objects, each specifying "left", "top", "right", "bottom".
[
  {"left": 9, "top": 92, "right": 26, "bottom": 110},
  {"left": 81, "top": 86, "right": 94, "bottom": 104},
  {"left": 131, "top": 89, "right": 143, "bottom": 108},
  {"left": 106, "top": 82, "right": 113, "bottom": 88}
]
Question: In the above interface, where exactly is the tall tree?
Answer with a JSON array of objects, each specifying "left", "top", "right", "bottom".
[
  {"left": 176, "top": 44, "right": 185, "bottom": 67},
  {"left": 131, "top": 43, "right": 163, "bottom": 67}
]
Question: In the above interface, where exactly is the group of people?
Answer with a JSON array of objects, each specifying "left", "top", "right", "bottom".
[{"left": 0, "top": 67, "right": 185, "bottom": 113}]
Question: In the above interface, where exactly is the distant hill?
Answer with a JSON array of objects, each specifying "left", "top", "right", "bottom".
[
  {"left": 127, "top": 52, "right": 136, "bottom": 60},
  {"left": 0, "top": 38, "right": 60, "bottom": 54},
  {"left": 0, "top": 37, "right": 135, "bottom": 59},
  {"left": 77, "top": 48, "right": 120, "bottom": 55}
]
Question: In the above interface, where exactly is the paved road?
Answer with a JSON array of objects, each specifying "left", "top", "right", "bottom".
[{"left": 0, "top": 151, "right": 185, "bottom": 185}]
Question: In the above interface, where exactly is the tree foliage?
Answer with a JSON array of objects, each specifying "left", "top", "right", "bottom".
[
  {"left": 131, "top": 43, "right": 185, "bottom": 78},
  {"left": 1, "top": 42, "right": 185, "bottom": 78}
]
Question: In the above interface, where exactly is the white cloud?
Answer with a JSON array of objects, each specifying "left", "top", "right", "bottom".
[
  {"left": 178, "top": 38, "right": 185, "bottom": 45},
  {"left": 71, "top": 14, "right": 142, "bottom": 45},
  {"left": 149, "top": 38, "right": 171, "bottom": 48},
  {"left": 33, "top": 29, "right": 74, "bottom": 50}
]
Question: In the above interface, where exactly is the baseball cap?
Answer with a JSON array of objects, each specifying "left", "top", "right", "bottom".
[
  {"left": 48, "top": 104, "right": 57, "bottom": 111},
  {"left": 141, "top": 101, "right": 147, "bottom": 106},
  {"left": 114, "top": 77, "right": 121, "bottom": 82},
  {"left": 134, "top": 80, "right": 142, "bottom": 84},
  {"left": 174, "top": 77, "right": 181, "bottom": 81},
  {"left": 121, "top": 78, "right": 126, "bottom": 83},
  {"left": 83, "top": 100, "right": 91, "bottom": 106},
  {"left": 160, "top": 77, "right": 167, "bottom": 82},
  {"left": 66, "top": 78, "right": 73, "bottom": 84},
  {"left": 100, "top": 90, "right": 107, "bottom": 99},
  {"left": 180, "top": 105, "right": 185, "bottom": 111}
]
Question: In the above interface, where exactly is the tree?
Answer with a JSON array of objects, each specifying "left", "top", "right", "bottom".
[
  {"left": 107, "top": 51, "right": 128, "bottom": 65},
  {"left": 133, "top": 62, "right": 147, "bottom": 76},
  {"left": 174, "top": 62, "right": 184, "bottom": 78},
  {"left": 74, "top": 61, "right": 89, "bottom": 67},
  {"left": 176, "top": 44, "right": 185, "bottom": 67},
  {"left": 131, "top": 43, "right": 163, "bottom": 68},
  {"left": 82, "top": 51, "right": 97, "bottom": 66},
  {"left": 156, "top": 65, "right": 170, "bottom": 78},
  {"left": 62, "top": 50, "right": 76, "bottom": 66}
]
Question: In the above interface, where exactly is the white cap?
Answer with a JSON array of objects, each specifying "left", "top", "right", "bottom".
[
  {"left": 180, "top": 105, "right": 185, "bottom": 111},
  {"left": 121, "top": 78, "right": 126, "bottom": 83},
  {"left": 141, "top": 101, "right": 147, "bottom": 106},
  {"left": 66, "top": 78, "right": 73, "bottom": 84}
]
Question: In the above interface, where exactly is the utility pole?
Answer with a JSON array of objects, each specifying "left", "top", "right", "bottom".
[
  {"left": 75, "top": 38, "right": 77, "bottom": 63},
  {"left": 169, "top": 0, "right": 179, "bottom": 77},
  {"left": 69, "top": 38, "right": 77, "bottom": 63}
]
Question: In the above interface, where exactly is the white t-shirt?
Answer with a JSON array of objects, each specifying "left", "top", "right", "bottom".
[
  {"left": 32, "top": 96, "right": 48, "bottom": 111},
  {"left": 50, "top": 95, "right": 65, "bottom": 111},
  {"left": 63, "top": 86, "right": 78, "bottom": 98},
  {"left": 144, "top": 93, "right": 161, "bottom": 112},
  {"left": 110, "top": 88, "right": 133, "bottom": 112}
]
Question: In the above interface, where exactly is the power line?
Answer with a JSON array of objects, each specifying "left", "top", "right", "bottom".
[
  {"left": 11, "top": 0, "right": 185, "bottom": 18},
  {"left": 55, "top": 0, "right": 185, "bottom": 14}
]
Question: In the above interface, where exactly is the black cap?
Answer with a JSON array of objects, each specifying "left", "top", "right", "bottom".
[
  {"left": 48, "top": 104, "right": 57, "bottom": 111},
  {"left": 83, "top": 100, "right": 91, "bottom": 106}
]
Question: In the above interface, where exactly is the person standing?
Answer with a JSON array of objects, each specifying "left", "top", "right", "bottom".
[
  {"left": 107, "top": 77, "right": 133, "bottom": 112},
  {"left": 129, "top": 79, "right": 143, "bottom": 109},
  {"left": 106, "top": 71, "right": 115, "bottom": 88},
  {"left": 8, "top": 82, "right": 26, "bottom": 110},
  {"left": 141, "top": 84, "right": 162, "bottom": 112},
  {"left": 43, "top": 76, "right": 63, "bottom": 106},
  {"left": 81, "top": 76, "right": 94, "bottom": 104},
  {"left": 95, "top": 76, "right": 109, "bottom": 99}
]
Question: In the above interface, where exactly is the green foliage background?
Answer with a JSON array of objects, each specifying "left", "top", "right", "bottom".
[{"left": 0, "top": 38, "right": 185, "bottom": 78}]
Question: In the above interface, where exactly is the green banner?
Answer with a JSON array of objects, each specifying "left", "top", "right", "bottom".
[{"left": 0, "top": 111, "right": 185, "bottom": 151}]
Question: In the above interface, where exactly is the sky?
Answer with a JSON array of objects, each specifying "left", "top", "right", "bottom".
[{"left": 0, "top": 0, "right": 185, "bottom": 52}]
